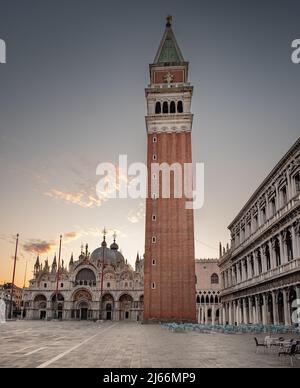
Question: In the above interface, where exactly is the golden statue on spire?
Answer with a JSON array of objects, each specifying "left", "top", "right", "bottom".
[{"left": 166, "top": 15, "right": 173, "bottom": 27}]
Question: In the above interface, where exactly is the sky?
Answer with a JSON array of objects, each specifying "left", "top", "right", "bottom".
[{"left": 0, "top": 0, "right": 299, "bottom": 286}]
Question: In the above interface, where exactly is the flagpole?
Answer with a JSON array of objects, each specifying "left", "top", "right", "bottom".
[
  {"left": 23, "top": 261, "right": 27, "bottom": 289},
  {"left": 55, "top": 235, "right": 62, "bottom": 319},
  {"left": 9, "top": 234, "right": 19, "bottom": 320}
]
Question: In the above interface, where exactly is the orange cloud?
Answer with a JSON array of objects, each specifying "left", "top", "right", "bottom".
[
  {"left": 22, "top": 232, "right": 82, "bottom": 255},
  {"left": 22, "top": 240, "right": 56, "bottom": 255}
]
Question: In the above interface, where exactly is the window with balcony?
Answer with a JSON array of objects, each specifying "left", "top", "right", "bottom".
[
  {"left": 253, "top": 215, "right": 258, "bottom": 231},
  {"left": 274, "top": 239, "right": 281, "bottom": 267},
  {"left": 280, "top": 186, "right": 287, "bottom": 207},
  {"left": 261, "top": 207, "right": 266, "bottom": 225},
  {"left": 211, "top": 273, "right": 219, "bottom": 284},
  {"left": 270, "top": 197, "right": 276, "bottom": 217},
  {"left": 286, "top": 230, "right": 294, "bottom": 262},
  {"left": 295, "top": 172, "right": 300, "bottom": 193},
  {"left": 241, "top": 227, "right": 245, "bottom": 242},
  {"left": 266, "top": 246, "right": 271, "bottom": 271},
  {"left": 247, "top": 222, "right": 251, "bottom": 237},
  {"left": 258, "top": 257, "right": 262, "bottom": 274}
]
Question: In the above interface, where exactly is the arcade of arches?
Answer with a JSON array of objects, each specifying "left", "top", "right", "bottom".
[
  {"left": 29, "top": 290, "right": 144, "bottom": 321},
  {"left": 220, "top": 286, "right": 300, "bottom": 326}
]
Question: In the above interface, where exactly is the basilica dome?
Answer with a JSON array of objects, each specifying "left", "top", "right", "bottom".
[{"left": 90, "top": 239, "right": 125, "bottom": 268}]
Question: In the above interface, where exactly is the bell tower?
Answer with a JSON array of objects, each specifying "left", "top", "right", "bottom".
[{"left": 144, "top": 17, "right": 196, "bottom": 323}]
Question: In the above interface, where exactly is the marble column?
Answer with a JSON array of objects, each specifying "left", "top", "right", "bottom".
[
  {"left": 236, "top": 264, "right": 241, "bottom": 284},
  {"left": 291, "top": 225, "right": 297, "bottom": 260},
  {"left": 294, "top": 222, "right": 300, "bottom": 258},
  {"left": 262, "top": 294, "right": 267, "bottom": 326},
  {"left": 243, "top": 298, "right": 248, "bottom": 324},
  {"left": 260, "top": 246, "right": 267, "bottom": 273},
  {"left": 279, "top": 233, "right": 286, "bottom": 265},
  {"left": 229, "top": 303, "right": 232, "bottom": 325},
  {"left": 233, "top": 301, "right": 237, "bottom": 325},
  {"left": 212, "top": 305, "right": 215, "bottom": 326},
  {"left": 255, "top": 296, "right": 260, "bottom": 324},
  {"left": 272, "top": 291, "right": 279, "bottom": 325},
  {"left": 283, "top": 289, "right": 291, "bottom": 326},
  {"left": 269, "top": 240, "right": 276, "bottom": 269},
  {"left": 254, "top": 252, "right": 259, "bottom": 276},
  {"left": 248, "top": 297, "right": 253, "bottom": 324},
  {"left": 296, "top": 287, "right": 300, "bottom": 330}
]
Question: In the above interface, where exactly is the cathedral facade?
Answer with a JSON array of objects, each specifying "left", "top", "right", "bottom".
[{"left": 22, "top": 235, "right": 144, "bottom": 321}]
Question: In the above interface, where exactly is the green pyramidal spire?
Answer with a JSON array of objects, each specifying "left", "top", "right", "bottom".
[{"left": 154, "top": 16, "right": 185, "bottom": 64}]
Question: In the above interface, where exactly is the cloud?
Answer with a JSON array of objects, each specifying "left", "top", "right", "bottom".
[
  {"left": 44, "top": 189, "right": 104, "bottom": 209},
  {"left": 22, "top": 231, "right": 82, "bottom": 255},
  {"left": 64, "top": 232, "right": 80, "bottom": 241},
  {"left": 22, "top": 240, "right": 56, "bottom": 255},
  {"left": 41, "top": 158, "right": 135, "bottom": 209},
  {"left": 127, "top": 202, "right": 145, "bottom": 224}
]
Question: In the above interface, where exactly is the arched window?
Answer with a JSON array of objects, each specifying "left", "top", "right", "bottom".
[
  {"left": 177, "top": 101, "right": 183, "bottom": 113},
  {"left": 163, "top": 101, "right": 169, "bottom": 114},
  {"left": 201, "top": 295, "right": 205, "bottom": 304},
  {"left": 155, "top": 102, "right": 161, "bottom": 114},
  {"left": 170, "top": 101, "right": 176, "bottom": 114},
  {"left": 274, "top": 238, "right": 281, "bottom": 266},
  {"left": 265, "top": 245, "right": 271, "bottom": 270},
  {"left": 76, "top": 269, "right": 96, "bottom": 284},
  {"left": 205, "top": 296, "right": 209, "bottom": 304},
  {"left": 196, "top": 295, "right": 200, "bottom": 304},
  {"left": 211, "top": 273, "right": 219, "bottom": 284},
  {"left": 286, "top": 230, "right": 294, "bottom": 262}
]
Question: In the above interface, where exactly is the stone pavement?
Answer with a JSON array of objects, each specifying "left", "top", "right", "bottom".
[{"left": 0, "top": 320, "right": 299, "bottom": 368}]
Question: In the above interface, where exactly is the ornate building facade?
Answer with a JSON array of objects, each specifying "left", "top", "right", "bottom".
[
  {"left": 196, "top": 259, "right": 222, "bottom": 325},
  {"left": 23, "top": 234, "right": 144, "bottom": 321},
  {"left": 219, "top": 138, "right": 300, "bottom": 326},
  {"left": 144, "top": 16, "right": 196, "bottom": 323}
]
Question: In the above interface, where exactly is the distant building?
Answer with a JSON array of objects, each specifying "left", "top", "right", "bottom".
[
  {"left": 195, "top": 259, "right": 221, "bottom": 324},
  {"left": 23, "top": 234, "right": 144, "bottom": 321},
  {"left": 219, "top": 138, "right": 300, "bottom": 326},
  {"left": 0, "top": 283, "right": 22, "bottom": 318}
]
